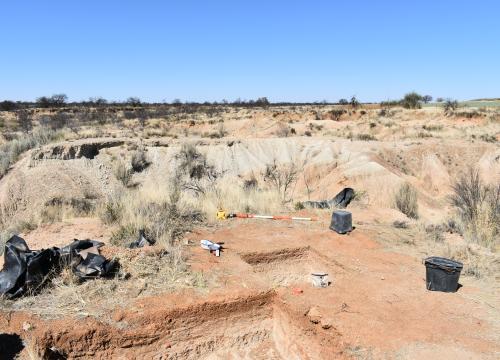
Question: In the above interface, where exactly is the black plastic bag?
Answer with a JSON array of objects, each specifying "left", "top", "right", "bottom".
[
  {"left": 303, "top": 187, "right": 355, "bottom": 209},
  {"left": 0, "top": 236, "right": 117, "bottom": 299}
]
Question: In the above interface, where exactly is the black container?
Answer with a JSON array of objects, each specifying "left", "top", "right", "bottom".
[
  {"left": 424, "top": 257, "right": 463, "bottom": 293},
  {"left": 329, "top": 210, "right": 352, "bottom": 234}
]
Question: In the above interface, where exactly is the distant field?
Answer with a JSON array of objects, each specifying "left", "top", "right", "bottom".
[
  {"left": 460, "top": 100, "right": 500, "bottom": 108},
  {"left": 423, "top": 100, "right": 500, "bottom": 108}
]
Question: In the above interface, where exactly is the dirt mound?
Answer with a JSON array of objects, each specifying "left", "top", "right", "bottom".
[
  {"left": 32, "top": 138, "right": 125, "bottom": 160},
  {"left": 420, "top": 153, "right": 451, "bottom": 195},
  {"left": 1, "top": 136, "right": 495, "bottom": 227},
  {"left": 0, "top": 147, "right": 121, "bottom": 225}
]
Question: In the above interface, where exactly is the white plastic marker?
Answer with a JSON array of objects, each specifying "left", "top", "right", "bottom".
[
  {"left": 200, "top": 240, "right": 221, "bottom": 257},
  {"left": 234, "top": 213, "right": 316, "bottom": 221}
]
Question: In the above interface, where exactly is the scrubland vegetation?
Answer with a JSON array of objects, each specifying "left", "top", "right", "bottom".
[{"left": 0, "top": 94, "right": 498, "bottom": 315}]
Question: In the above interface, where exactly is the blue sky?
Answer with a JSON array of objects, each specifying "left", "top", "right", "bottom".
[{"left": 0, "top": 1, "right": 499, "bottom": 103}]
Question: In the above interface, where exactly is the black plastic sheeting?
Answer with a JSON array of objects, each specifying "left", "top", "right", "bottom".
[
  {"left": 0, "top": 236, "right": 117, "bottom": 299},
  {"left": 129, "top": 229, "right": 155, "bottom": 249},
  {"left": 303, "top": 187, "right": 355, "bottom": 209}
]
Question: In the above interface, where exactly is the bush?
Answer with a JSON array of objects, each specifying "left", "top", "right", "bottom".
[
  {"left": 262, "top": 160, "right": 298, "bottom": 202},
  {"left": 325, "top": 109, "right": 346, "bottom": 121},
  {"left": 0, "top": 100, "right": 18, "bottom": 111},
  {"left": 450, "top": 169, "right": 499, "bottom": 247},
  {"left": 99, "top": 197, "right": 123, "bottom": 224},
  {"left": 131, "top": 149, "right": 150, "bottom": 172},
  {"left": 243, "top": 177, "right": 258, "bottom": 190},
  {"left": 395, "top": 183, "right": 419, "bottom": 219},
  {"left": 356, "top": 133, "right": 377, "bottom": 141},
  {"left": 113, "top": 161, "right": 132, "bottom": 186},
  {"left": 274, "top": 123, "right": 291, "bottom": 137},
  {"left": 401, "top": 92, "right": 423, "bottom": 109},
  {"left": 17, "top": 109, "right": 33, "bottom": 133},
  {"left": 294, "top": 202, "right": 305, "bottom": 210},
  {"left": 444, "top": 99, "right": 459, "bottom": 113},
  {"left": 177, "top": 143, "right": 214, "bottom": 179}
]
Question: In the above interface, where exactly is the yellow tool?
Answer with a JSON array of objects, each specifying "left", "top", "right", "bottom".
[{"left": 216, "top": 209, "right": 227, "bottom": 220}]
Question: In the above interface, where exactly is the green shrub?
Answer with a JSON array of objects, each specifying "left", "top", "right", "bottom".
[{"left": 401, "top": 92, "right": 423, "bottom": 109}]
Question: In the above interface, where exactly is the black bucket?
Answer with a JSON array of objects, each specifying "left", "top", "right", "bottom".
[
  {"left": 424, "top": 257, "right": 463, "bottom": 293},
  {"left": 329, "top": 210, "right": 352, "bottom": 234}
]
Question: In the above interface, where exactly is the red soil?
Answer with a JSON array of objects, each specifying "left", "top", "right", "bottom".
[{"left": 1, "top": 218, "right": 499, "bottom": 359}]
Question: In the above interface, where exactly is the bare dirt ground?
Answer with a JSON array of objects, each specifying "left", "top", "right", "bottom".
[{"left": 1, "top": 214, "right": 499, "bottom": 359}]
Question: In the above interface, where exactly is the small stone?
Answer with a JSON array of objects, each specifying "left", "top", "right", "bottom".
[
  {"left": 22, "top": 322, "right": 33, "bottom": 332},
  {"left": 320, "top": 318, "right": 333, "bottom": 329},
  {"left": 307, "top": 306, "right": 321, "bottom": 324},
  {"left": 381, "top": 276, "right": 385, "bottom": 280}
]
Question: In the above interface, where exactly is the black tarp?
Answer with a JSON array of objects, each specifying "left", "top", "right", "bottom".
[
  {"left": 302, "top": 187, "right": 355, "bottom": 209},
  {"left": 129, "top": 229, "right": 155, "bottom": 249},
  {"left": 0, "top": 236, "right": 117, "bottom": 299}
]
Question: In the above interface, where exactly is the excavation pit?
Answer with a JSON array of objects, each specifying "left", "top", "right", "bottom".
[
  {"left": 31, "top": 291, "right": 335, "bottom": 359},
  {"left": 240, "top": 247, "right": 341, "bottom": 287}
]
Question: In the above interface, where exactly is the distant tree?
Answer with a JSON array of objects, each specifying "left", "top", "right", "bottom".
[
  {"left": 401, "top": 92, "right": 423, "bottom": 109},
  {"left": 338, "top": 98, "right": 348, "bottom": 105},
  {"left": 36, "top": 94, "right": 67, "bottom": 108},
  {"left": 255, "top": 97, "right": 270, "bottom": 107},
  {"left": 436, "top": 97, "right": 444, "bottom": 103},
  {"left": 137, "top": 109, "right": 148, "bottom": 128},
  {"left": 17, "top": 109, "right": 33, "bottom": 133},
  {"left": 443, "top": 99, "right": 459, "bottom": 113},
  {"left": 172, "top": 98, "right": 182, "bottom": 106},
  {"left": 126, "top": 97, "right": 141, "bottom": 106},
  {"left": 89, "top": 97, "right": 108, "bottom": 106},
  {"left": 350, "top": 96, "right": 359, "bottom": 108},
  {"left": 51, "top": 94, "right": 68, "bottom": 107},
  {"left": 422, "top": 95, "right": 433, "bottom": 104},
  {"left": 36, "top": 96, "right": 51, "bottom": 108},
  {"left": 0, "top": 100, "right": 18, "bottom": 111}
]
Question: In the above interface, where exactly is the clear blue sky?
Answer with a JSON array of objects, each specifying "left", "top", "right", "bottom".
[{"left": 1, "top": 1, "right": 499, "bottom": 103}]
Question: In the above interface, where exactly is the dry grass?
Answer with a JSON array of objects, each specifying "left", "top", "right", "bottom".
[
  {"left": 450, "top": 168, "right": 499, "bottom": 248},
  {"left": 394, "top": 183, "right": 419, "bottom": 219},
  {"left": 196, "top": 177, "right": 284, "bottom": 219},
  {"left": 100, "top": 179, "right": 203, "bottom": 248},
  {"left": 0, "top": 127, "right": 63, "bottom": 177},
  {"left": 0, "top": 247, "right": 208, "bottom": 320}
]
